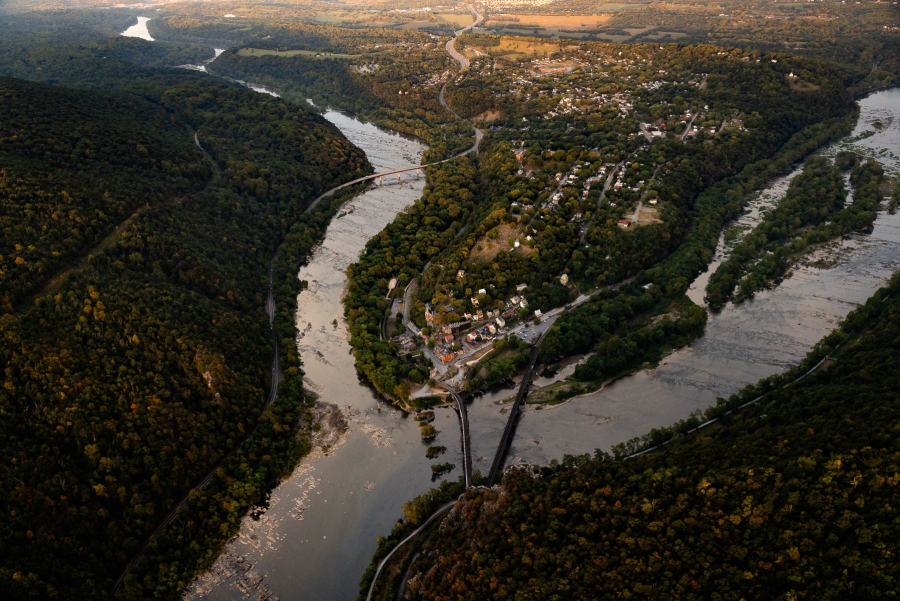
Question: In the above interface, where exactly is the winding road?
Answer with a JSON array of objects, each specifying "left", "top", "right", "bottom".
[
  {"left": 309, "top": 7, "right": 485, "bottom": 215},
  {"left": 117, "top": 8, "right": 483, "bottom": 597},
  {"left": 365, "top": 501, "right": 458, "bottom": 601}
]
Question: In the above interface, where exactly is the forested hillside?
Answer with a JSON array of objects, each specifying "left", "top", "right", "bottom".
[
  {"left": 0, "top": 77, "right": 210, "bottom": 313},
  {"left": 379, "top": 273, "right": 900, "bottom": 601},
  {"left": 0, "top": 53, "right": 368, "bottom": 600}
]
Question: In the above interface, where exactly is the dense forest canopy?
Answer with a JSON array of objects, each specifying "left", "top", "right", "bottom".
[{"left": 0, "top": 35, "right": 368, "bottom": 600}]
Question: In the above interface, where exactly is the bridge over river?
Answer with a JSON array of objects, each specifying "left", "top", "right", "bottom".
[{"left": 306, "top": 129, "right": 483, "bottom": 213}]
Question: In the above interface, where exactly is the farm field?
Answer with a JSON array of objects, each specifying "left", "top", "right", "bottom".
[
  {"left": 470, "top": 38, "right": 562, "bottom": 60},
  {"left": 435, "top": 12, "right": 475, "bottom": 28},
  {"left": 486, "top": 14, "right": 613, "bottom": 29}
]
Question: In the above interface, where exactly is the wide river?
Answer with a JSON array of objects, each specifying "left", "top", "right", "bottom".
[
  {"left": 187, "top": 89, "right": 900, "bottom": 600},
  {"left": 120, "top": 16, "right": 154, "bottom": 42}
]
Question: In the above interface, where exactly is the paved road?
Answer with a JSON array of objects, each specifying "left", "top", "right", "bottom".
[
  {"left": 579, "top": 161, "right": 623, "bottom": 244},
  {"left": 680, "top": 111, "right": 699, "bottom": 141},
  {"left": 402, "top": 278, "right": 417, "bottom": 329},
  {"left": 439, "top": 384, "right": 473, "bottom": 488},
  {"left": 306, "top": 129, "right": 483, "bottom": 213},
  {"left": 445, "top": 38, "right": 469, "bottom": 69},
  {"left": 365, "top": 500, "right": 458, "bottom": 601}
]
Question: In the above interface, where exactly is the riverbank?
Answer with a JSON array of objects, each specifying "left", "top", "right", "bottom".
[{"left": 184, "top": 106, "right": 475, "bottom": 601}]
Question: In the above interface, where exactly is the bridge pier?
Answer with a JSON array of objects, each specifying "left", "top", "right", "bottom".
[
  {"left": 397, "top": 172, "right": 401, "bottom": 184},
  {"left": 416, "top": 168, "right": 420, "bottom": 178},
  {"left": 379, "top": 175, "right": 383, "bottom": 186}
]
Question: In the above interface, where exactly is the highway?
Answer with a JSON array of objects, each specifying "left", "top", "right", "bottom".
[
  {"left": 305, "top": 128, "right": 483, "bottom": 213},
  {"left": 445, "top": 38, "right": 469, "bottom": 69},
  {"left": 308, "top": 8, "right": 485, "bottom": 216}
]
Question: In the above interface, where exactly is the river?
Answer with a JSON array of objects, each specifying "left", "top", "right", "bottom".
[
  {"left": 186, "top": 88, "right": 900, "bottom": 600},
  {"left": 185, "top": 112, "right": 466, "bottom": 601},
  {"left": 121, "top": 16, "right": 154, "bottom": 42}
]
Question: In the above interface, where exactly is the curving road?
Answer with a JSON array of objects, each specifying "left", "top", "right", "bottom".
[
  {"left": 306, "top": 129, "right": 482, "bottom": 213},
  {"left": 445, "top": 38, "right": 470, "bottom": 69},
  {"left": 365, "top": 500, "right": 458, "bottom": 601}
]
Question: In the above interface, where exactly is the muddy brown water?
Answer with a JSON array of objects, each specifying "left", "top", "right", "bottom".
[{"left": 187, "top": 90, "right": 900, "bottom": 601}]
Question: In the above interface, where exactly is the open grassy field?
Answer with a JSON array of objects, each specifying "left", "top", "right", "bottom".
[
  {"left": 469, "top": 38, "right": 561, "bottom": 60},
  {"left": 312, "top": 14, "right": 350, "bottom": 24},
  {"left": 435, "top": 12, "right": 475, "bottom": 28},
  {"left": 595, "top": 2, "right": 649, "bottom": 11},
  {"left": 468, "top": 222, "right": 530, "bottom": 262},
  {"left": 787, "top": 74, "right": 821, "bottom": 92},
  {"left": 488, "top": 14, "right": 613, "bottom": 29},
  {"left": 645, "top": 30, "right": 689, "bottom": 40}
]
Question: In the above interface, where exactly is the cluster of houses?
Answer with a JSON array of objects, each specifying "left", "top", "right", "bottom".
[{"left": 396, "top": 284, "right": 533, "bottom": 365}]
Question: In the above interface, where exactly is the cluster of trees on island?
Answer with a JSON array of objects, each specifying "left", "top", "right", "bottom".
[{"left": 706, "top": 153, "right": 886, "bottom": 308}]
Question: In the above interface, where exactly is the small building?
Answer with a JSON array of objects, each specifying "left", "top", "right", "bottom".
[
  {"left": 617, "top": 219, "right": 631, "bottom": 229},
  {"left": 534, "top": 309, "right": 543, "bottom": 318},
  {"left": 456, "top": 270, "right": 466, "bottom": 280},
  {"left": 487, "top": 324, "right": 497, "bottom": 335},
  {"left": 560, "top": 273, "right": 569, "bottom": 285},
  {"left": 447, "top": 321, "right": 471, "bottom": 335},
  {"left": 496, "top": 317, "right": 506, "bottom": 328},
  {"left": 516, "top": 283, "right": 528, "bottom": 292}
]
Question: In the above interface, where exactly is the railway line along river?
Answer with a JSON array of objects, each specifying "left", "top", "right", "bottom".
[{"left": 186, "top": 89, "right": 900, "bottom": 600}]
